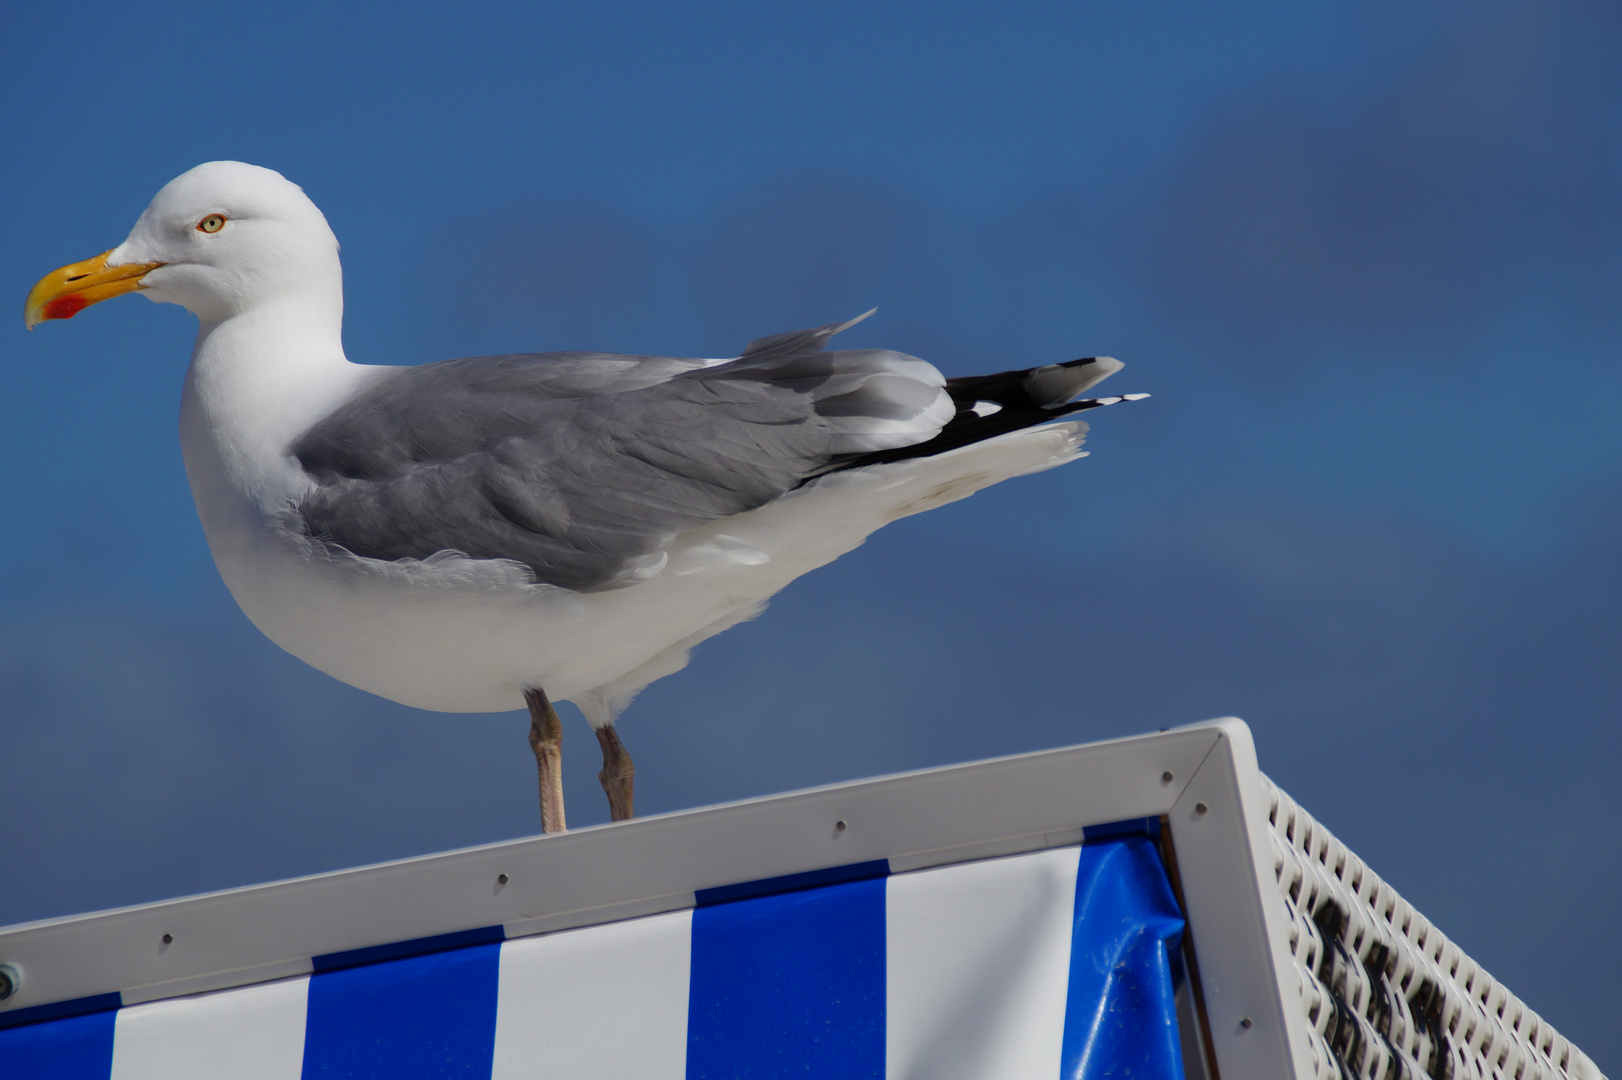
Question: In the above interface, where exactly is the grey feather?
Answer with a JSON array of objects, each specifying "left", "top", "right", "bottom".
[
  {"left": 291, "top": 317, "right": 949, "bottom": 591},
  {"left": 1022, "top": 356, "right": 1123, "bottom": 405}
]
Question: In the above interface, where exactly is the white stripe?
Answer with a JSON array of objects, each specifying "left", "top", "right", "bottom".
[
  {"left": 886, "top": 847, "right": 1080, "bottom": 1080},
  {"left": 492, "top": 909, "right": 691, "bottom": 1080},
  {"left": 109, "top": 975, "right": 308, "bottom": 1080}
]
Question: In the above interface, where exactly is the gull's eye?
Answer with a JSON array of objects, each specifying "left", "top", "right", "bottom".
[{"left": 197, "top": 214, "right": 227, "bottom": 234}]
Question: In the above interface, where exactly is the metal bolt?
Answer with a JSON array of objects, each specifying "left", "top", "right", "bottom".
[
  {"left": 835, "top": 820, "right": 848, "bottom": 832},
  {"left": 161, "top": 934, "right": 173, "bottom": 946},
  {"left": 1240, "top": 1017, "right": 1253, "bottom": 1030},
  {"left": 497, "top": 874, "right": 509, "bottom": 885},
  {"left": 1194, "top": 802, "right": 1208, "bottom": 816},
  {"left": 1161, "top": 771, "right": 1174, "bottom": 783},
  {"left": 0, "top": 964, "right": 19, "bottom": 1001}
]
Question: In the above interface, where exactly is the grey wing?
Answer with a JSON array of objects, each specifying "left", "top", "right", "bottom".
[{"left": 290, "top": 316, "right": 953, "bottom": 591}]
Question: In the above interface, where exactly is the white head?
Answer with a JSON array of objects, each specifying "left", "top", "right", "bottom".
[{"left": 26, "top": 161, "right": 342, "bottom": 330}]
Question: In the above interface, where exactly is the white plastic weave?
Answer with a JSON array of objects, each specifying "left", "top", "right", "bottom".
[{"left": 1262, "top": 777, "right": 1605, "bottom": 1080}]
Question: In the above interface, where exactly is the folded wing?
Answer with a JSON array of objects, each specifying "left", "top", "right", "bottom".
[{"left": 291, "top": 315, "right": 955, "bottom": 591}]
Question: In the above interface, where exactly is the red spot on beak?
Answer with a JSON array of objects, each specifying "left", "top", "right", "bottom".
[{"left": 42, "top": 294, "right": 90, "bottom": 321}]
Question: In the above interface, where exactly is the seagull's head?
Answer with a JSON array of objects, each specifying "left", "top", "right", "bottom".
[{"left": 25, "top": 161, "right": 341, "bottom": 330}]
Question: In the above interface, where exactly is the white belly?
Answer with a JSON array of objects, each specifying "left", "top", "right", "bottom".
[{"left": 195, "top": 423, "right": 1088, "bottom": 714}]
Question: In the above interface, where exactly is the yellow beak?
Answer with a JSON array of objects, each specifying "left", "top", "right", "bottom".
[{"left": 24, "top": 250, "right": 164, "bottom": 330}]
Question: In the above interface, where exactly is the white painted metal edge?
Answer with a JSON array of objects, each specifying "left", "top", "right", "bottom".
[{"left": 1168, "top": 717, "right": 1316, "bottom": 1080}]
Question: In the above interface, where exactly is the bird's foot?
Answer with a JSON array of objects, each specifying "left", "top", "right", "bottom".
[
  {"left": 525, "top": 688, "right": 567, "bottom": 833},
  {"left": 595, "top": 725, "right": 635, "bottom": 822}
]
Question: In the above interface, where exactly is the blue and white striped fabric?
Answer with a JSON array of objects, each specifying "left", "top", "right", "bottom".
[{"left": 1, "top": 834, "right": 1185, "bottom": 1080}]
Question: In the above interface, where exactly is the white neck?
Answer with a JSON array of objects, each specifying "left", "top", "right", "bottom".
[{"left": 179, "top": 293, "right": 380, "bottom": 523}]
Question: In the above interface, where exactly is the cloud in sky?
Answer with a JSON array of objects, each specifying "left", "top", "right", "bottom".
[
  {"left": 4, "top": 484, "right": 1618, "bottom": 1048},
  {"left": 1140, "top": 0, "right": 1622, "bottom": 358}
]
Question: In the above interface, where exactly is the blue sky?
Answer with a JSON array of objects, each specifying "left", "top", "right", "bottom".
[{"left": 4, "top": 0, "right": 1619, "bottom": 1062}]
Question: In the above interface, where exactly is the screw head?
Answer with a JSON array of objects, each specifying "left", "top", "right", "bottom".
[
  {"left": 497, "top": 873, "right": 509, "bottom": 885},
  {"left": 834, "top": 820, "right": 848, "bottom": 832},
  {"left": 1161, "top": 771, "right": 1174, "bottom": 783},
  {"left": 0, "top": 964, "right": 19, "bottom": 1001},
  {"left": 1240, "top": 1017, "right": 1253, "bottom": 1030},
  {"left": 1194, "top": 802, "right": 1208, "bottom": 816},
  {"left": 161, "top": 933, "right": 173, "bottom": 946}
]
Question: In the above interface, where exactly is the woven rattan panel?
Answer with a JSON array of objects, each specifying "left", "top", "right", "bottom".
[{"left": 1263, "top": 778, "right": 1604, "bottom": 1080}]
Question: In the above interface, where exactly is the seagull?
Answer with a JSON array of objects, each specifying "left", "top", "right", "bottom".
[{"left": 25, "top": 161, "right": 1145, "bottom": 833}]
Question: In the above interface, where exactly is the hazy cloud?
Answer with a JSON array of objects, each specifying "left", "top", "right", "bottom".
[
  {"left": 5, "top": 487, "right": 1618, "bottom": 1052},
  {"left": 1137, "top": 0, "right": 1622, "bottom": 360}
]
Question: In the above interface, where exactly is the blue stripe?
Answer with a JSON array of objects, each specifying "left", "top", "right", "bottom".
[
  {"left": 1060, "top": 836, "right": 1187, "bottom": 1080},
  {"left": 695, "top": 859, "right": 890, "bottom": 906},
  {"left": 0, "top": 992, "right": 122, "bottom": 1032},
  {"left": 301, "top": 941, "right": 501, "bottom": 1078},
  {"left": 312, "top": 924, "right": 505, "bottom": 972},
  {"left": 687, "top": 875, "right": 886, "bottom": 1078},
  {"left": 0, "top": 1006, "right": 115, "bottom": 1080}
]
